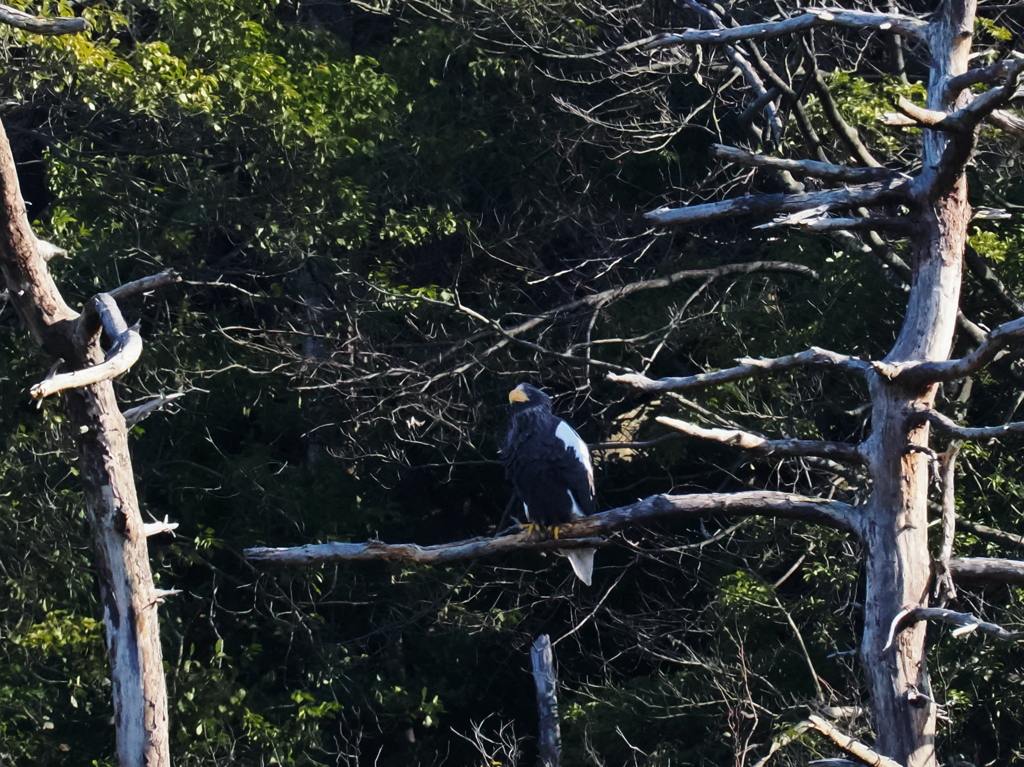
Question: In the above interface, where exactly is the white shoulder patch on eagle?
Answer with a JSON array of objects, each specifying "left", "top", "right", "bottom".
[{"left": 555, "top": 420, "right": 593, "bottom": 476}]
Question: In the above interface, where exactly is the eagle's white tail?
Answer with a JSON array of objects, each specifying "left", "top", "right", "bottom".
[{"left": 566, "top": 548, "right": 596, "bottom": 586}]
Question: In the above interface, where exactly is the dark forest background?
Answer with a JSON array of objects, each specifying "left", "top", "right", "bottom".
[{"left": 2, "top": 0, "right": 1024, "bottom": 765}]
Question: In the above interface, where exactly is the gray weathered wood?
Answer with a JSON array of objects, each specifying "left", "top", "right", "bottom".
[
  {"left": 950, "top": 557, "right": 1024, "bottom": 585},
  {"left": 244, "top": 491, "right": 860, "bottom": 566},
  {"left": 0, "top": 111, "right": 169, "bottom": 766},
  {"left": 531, "top": 635, "right": 561, "bottom": 767}
]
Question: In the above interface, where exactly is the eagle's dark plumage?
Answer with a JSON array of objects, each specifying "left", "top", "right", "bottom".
[{"left": 503, "top": 383, "right": 596, "bottom": 584}]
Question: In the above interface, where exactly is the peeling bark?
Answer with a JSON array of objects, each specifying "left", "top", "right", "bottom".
[
  {"left": 0, "top": 113, "right": 170, "bottom": 766},
  {"left": 855, "top": 5, "right": 976, "bottom": 765}
]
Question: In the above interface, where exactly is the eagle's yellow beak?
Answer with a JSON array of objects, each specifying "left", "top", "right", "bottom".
[{"left": 509, "top": 386, "right": 529, "bottom": 403}]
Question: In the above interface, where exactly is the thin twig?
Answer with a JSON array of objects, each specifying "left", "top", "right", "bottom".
[{"left": 918, "top": 407, "right": 1024, "bottom": 440}]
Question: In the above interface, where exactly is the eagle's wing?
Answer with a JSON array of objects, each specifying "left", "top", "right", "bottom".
[{"left": 554, "top": 419, "right": 595, "bottom": 516}]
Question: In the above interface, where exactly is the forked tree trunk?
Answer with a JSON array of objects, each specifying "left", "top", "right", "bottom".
[
  {"left": 0, "top": 115, "right": 171, "bottom": 766},
  {"left": 860, "top": 3, "right": 974, "bottom": 765}
]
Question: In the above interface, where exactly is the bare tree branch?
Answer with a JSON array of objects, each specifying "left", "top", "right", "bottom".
[
  {"left": 754, "top": 208, "right": 913, "bottom": 235},
  {"left": 807, "top": 715, "right": 903, "bottom": 767},
  {"left": 934, "top": 442, "right": 961, "bottom": 604},
  {"left": 0, "top": 3, "right": 87, "bottom": 35},
  {"left": 142, "top": 516, "right": 179, "bottom": 538},
  {"left": 895, "top": 98, "right": 953, "bottom": 127},
  {"left": 951, "top": 557, "right": 1024, "bottom": 585},
  {"left": 885, "top": 607, "right": 1023, "bottom": 651},
  {"left": 428, "top": 260, "right": 819, "bottom": 374},
  {"left": 986, "top": 108, "right": 1024, "bottom": 139},
  {"left": 433, "top": 261, "right": 817, "bottom": 367},
  {"left": 589, "top": 433, "right": 683, "bottom": 452},
  {"left": 945, "top": 58, "right": 1024, "bottom": 100},
  {"left": 679, "top": 0, "right": 784, "bottom": 143},
  {"left": 957, "top": 519, "right": 1024, "bottom": 550},
  {"left": 883, "top": 316, "right": 1024, "bottom": 385},
  {"left": 898, "top": 62, "right": 1024, "bottom": 133},
  {"left": 808, "top": 66, "right": 882, "bottom": 169},
  {"left": 791, "top": 216, "right": 913, "bottom": 234},
  {"left": 30, "top": 295, "right": 143, "bottom": 399},
  {"left": 656, "top": 416, "right": 865, "bottom": 464},
  {"left": 710, "top": 144, "right": 899, "bottom": 183},
  {"left": 123, "top": 392, "right": 186, "bottom": 427},
  {"left": 918, "top": 407, "right": 1024, "bottom": 440},
  {"left": 109, "top": 269, "right": 182, "bottom": 301},
  {"left": 643, "top": 9, "right": 928, "bottom": 50},
  {"left": 244, "top": 491, "right": 859, "bottom": 566},
  {"left": 608, "top": 346, "right": 871, "bottom": 392},
  {"left": 646, "top": 179, "right": 910, "bottom": 227}
]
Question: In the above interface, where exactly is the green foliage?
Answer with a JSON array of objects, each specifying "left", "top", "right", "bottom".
[
  {"left": 3, "top": 1, "right": 1024, "bottom": 766},
  {"left": 808, "top": 72, "right": 926, "bottom": 155},
  {"left": 975, "top": 16, "right": 1013, "bottom": 44}
]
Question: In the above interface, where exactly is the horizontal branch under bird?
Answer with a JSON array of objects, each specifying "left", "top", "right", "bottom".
[
  {"left": 607, "top": 346, "right": 871, "bottom": 393},
  {"left": 646, "top": 178, "right": 910, "bottom": 227},
  {"left": 656, "top": 416, "right": 865, "bottom": 464},
  {"left": 642, "top": 9, "right": 928, "bottom": 50},
  {"left": 244, "top": 490, "right": 860, "bottom": 566}
]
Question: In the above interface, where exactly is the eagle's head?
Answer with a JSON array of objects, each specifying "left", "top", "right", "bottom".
[{"left": 508, "top": 383, "right": 551, "bottom": 414}]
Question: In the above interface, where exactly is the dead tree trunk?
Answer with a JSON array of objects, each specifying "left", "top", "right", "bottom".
[
  {"left": 858, "top": 5, "right": 974, "bottom": 764},
  {"left": 531, "top": 634, "right": 561, "bottom": 767},
  {"left": 242, "top": 1, "right": 1024, "bottom": 764},
  {"left": 0, "top": 96, "right": 174, "bottom": 767}
]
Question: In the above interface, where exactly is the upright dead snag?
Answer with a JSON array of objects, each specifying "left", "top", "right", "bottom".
[
  {"left": 0, "top": 11, "right": 178, "bottom": 764},
  {"left": 531, "top": 635, "right": 561, "bottom": 767},
  {"left": 605, "top": 2, "right": 1022, "bottom": 765}
]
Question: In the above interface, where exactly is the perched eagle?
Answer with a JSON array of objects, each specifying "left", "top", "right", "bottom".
[{"left": 503, "top": 383, "right": 596, "bottom": 585}]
